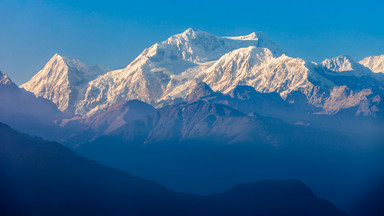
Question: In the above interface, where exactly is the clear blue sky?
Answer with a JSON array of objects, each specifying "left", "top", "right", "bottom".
[{"left": 1, "top": 0, "right": 384, "bottom": 85}]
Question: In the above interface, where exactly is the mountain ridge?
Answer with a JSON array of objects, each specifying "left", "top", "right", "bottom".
[
  {"left": 0, "top": 121, "right": 347, "bottom": 216},
  {"left": 19, "top": 29, "right": 384, "bottom": 117},
  {"left": 21, "top": 54, "right": 108, "bottom": 113},
  {"left": 0, "top": 71, "right": 15, "bottom": 86},
  {"left": 360, "top": 55, "right": 384, "bottom": 73}
]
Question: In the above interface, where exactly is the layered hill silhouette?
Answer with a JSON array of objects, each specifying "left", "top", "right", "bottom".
[
  {"left": 0, "top": 122, "right": 347, "bottom": 216},
  {"left": 1, "top": 28, "right": 384, "bottom": 215},
  {"left": 75, "top": 96, "right": 384, "bottom": 208}
]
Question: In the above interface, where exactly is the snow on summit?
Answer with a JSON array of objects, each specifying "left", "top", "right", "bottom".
[
  {"left": 359, "top": 55, "right": 384, "bottom": 73},
  {"left": 21, "top": 54, "right": 108, "bottom": 113},
  {"left": 20, "top": 29, "right": 384, "bottom": 117},
  {"left": 77, "top": 29, "right": 287, "bottom": 116},
  {"left": 321, "top": 55, "right": 370, "bottom": 77},
  {"left": 141, "top": 28, "right": 285, "bottom": 64},
  {"left": 225, "top": 32, "right": 259, "bottom": 41}
]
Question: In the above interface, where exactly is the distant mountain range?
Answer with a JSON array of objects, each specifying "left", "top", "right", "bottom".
[
  {"left": 360, "top": 55, "right": 384, "bottom": 74},
  {"left": 0, "top": 122, "right": 347, "bottom": 216},
  {"left": 19, "top": 29, "right": 383, "bottom": 117},
  {"left": 1, "top": 29, "right": 383, "bottom": 214}
]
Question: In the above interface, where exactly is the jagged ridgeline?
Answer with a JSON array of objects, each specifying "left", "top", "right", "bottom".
[
  {"left": 20, "top": 29, "right": 384, "bottom": 117},
  {"left": 1, "top": 29, "right": 384, "bottom": 215}
]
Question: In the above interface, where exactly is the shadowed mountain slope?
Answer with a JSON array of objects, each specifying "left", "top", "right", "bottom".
[
  {"left": 0, "top": 122, "right": 346, "bottom": 216},
  {"left": 0, "top": 71, "right": 65, "bottom": 140},
  {"left": 347, "top": 182, "right": 384, "bottom": 216}
]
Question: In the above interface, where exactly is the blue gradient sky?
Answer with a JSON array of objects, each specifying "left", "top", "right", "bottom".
[{"left": 1, "top": 0, "right": 383, "bottom": 84}]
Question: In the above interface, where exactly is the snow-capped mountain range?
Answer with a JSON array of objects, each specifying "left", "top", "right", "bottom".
[
  {"left": 321, "top": 55, "right": 371, "bottom": 77},
  {"left": 20, "top": 29, "right": 384, "bottom": 117},
  {"left": 360, "top": 55, "right": 384, "bottom": 73}
]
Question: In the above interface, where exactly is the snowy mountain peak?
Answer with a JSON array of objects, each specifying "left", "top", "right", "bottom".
[
  {"left": 21, "top": 54, "right": 108, "bottom": 113},
  {"left": 359, "top": 55, "right": 384, "bottom": 73},
  {"left": 180, "top": 28, "right": 212, "bottom": 38},
  {"left": 0, "top": 71, "right": 15, "bottom": 86},
  {"left": 321, "top": 55, "right": 370, "bottom": 77},
  {"left": 77, "top": 30, "right": 287, "bottom": 116},
  {"left": 139, "top": 29, "right": 285, "bottom": 65},
  {"left": 224, "top": 31, "right": 285, "bottom": 56},
  {"left": 49, "top": 53, "right": 90, "bottom": 74},
  {"left": 224, "top": 32, "right": 259, "bottom": 41},
  {"left": 144, "top": 28, "right": 227, "bottom": 64},
  {"left": 22, "top": 30, "right": 382, "bottom": 117},
  {"left": 202, "top": 46, "right": 307, "bottom": 95},
  {"left": 322, "top": 55, "right": 354, "bottom": 72},
  {"left": 51, "top": 53, "right": 64, "bottom": 60}
]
